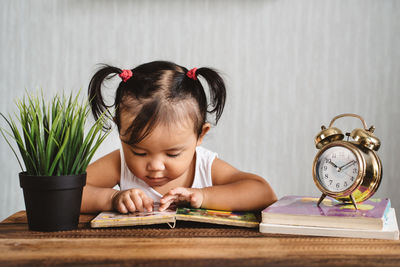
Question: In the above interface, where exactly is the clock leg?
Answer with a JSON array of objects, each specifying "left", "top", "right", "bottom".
[
  {"left": 317, "top": 193, "right": 326, "bottom": 207},
  {"left": 349, "top": 194, "right": 358, "bottom": 210}
]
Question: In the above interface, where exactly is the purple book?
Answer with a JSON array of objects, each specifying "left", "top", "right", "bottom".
[{"left": 262, "top": 196, "right": 391, "bottom": 230}]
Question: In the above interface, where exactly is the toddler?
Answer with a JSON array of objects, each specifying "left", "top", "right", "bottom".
[{"left": 81, "top": 61, "right": 277, "bottom": 213}]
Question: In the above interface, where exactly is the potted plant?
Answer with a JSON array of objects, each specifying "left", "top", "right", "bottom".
[{"left": 0, "top": 92, "right": 108, "bottom": 231}]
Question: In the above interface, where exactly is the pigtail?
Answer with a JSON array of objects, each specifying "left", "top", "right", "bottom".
[
  {"left": 87, "top": 64, "right": 122, "bottom": 128},
  {"left": 195, "top": 68, "right": 226, "bottom": 123}
]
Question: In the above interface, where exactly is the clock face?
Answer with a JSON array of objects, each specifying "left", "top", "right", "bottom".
[{"left": 316, "top": 146, "right": 359, "bottom": 193}]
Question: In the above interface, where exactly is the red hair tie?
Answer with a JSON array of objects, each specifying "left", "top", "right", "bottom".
[
  {"left": 186, "top": 68, "right": 198, "bottom": 80},
  {"left": 119, "top": 69, "right": 133, "bottom": 82}
]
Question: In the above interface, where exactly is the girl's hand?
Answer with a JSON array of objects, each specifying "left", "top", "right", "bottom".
[
  {"left": 159, "top": 187, "right": 204, "bottom": 211},
  {"left": 112, "top": 189, "right": 154, "bottom": 213}
]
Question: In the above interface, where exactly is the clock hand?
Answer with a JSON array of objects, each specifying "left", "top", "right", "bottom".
[
  {"left": 339, "top": 160, "right": 356, "bottom": 172},
  {"left": 327, "top": 159, "right": 340, "bottom": 171}
]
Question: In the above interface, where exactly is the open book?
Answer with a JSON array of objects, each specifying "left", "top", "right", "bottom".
[{"left": 91, "top": 204, "right": 259, "bottom": 228}]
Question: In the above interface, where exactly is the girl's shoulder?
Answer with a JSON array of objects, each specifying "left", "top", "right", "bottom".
[
  {"left": 192, "top": 146, "right": 217, "bottom": 188},
  {"left": 196, "top": 146, "right": 218, "bottom": 159},
  {"left": 86, "top": 149, "right": 121, "bottom": 187},
  {"left": 195, "top": 146, "right": 218, "bottom": 171}
]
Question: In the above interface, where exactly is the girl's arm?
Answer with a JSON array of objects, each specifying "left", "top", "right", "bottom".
[
  {"left": 80, "top": 150, "right": 121, "bottom": 213},
  {"left": 201, "top": 158, "right": 277, "bottom": 211},
  {"left": 160, "top": 158, "right": 277, "bottom": 211}
]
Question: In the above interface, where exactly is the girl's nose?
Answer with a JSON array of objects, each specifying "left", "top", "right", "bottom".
[{"left": 146, "top": 158, "right": 165, "bottom": 172}]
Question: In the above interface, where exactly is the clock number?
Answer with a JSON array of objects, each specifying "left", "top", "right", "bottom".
[
  {"left": 324, "top": 174, "right": 329, "bottom": 179},
  {"left": 332, "top": 153, "right": 337, "bottom": 158},
  {"left": 323, "top": 166, "right": 327, "bottom": 171},
  {"left": 351, "top": 176, "right": 354, "bottom": 181},
  {"left": 329, "top": 180, "right": 333, "bottom": 185},
  {"left": 353, "top": 168, "right": 357, "bottom": 174},
  {"left": 344, "top": 181, "right": 348, "bottom": 187},
  {"left": 336, "top": 183, "right": 340, "bottom": 189}
]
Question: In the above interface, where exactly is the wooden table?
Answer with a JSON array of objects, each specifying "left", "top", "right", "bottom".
[{"left": 1, "top": 211, "right": 400, "bottom": 266}]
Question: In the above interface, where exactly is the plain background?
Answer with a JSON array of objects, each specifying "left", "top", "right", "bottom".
[{"left": 1, "top": 0, "right": 399, "bottom": 223}]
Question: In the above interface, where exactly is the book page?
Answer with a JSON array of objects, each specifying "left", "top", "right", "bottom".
[{"left": 175, "top": 207, "right": 259, "bottom": 228}]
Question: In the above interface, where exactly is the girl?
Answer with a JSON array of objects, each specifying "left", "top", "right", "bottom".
[{"left": 82, "top": 61, "right": 277, "bottom": 213}]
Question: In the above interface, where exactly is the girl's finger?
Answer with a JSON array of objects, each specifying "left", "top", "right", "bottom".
[
  {"left": 122, "top": 197, "right": 135, "bottom": 213},
  {"left": 131, "top": 192, "right": 145, "bottom": 212},
  {"left": 178, "top": 195, "right": 188, "bottom": 202},
  {"left": 116, "top": 201, "right": 128, "bottom": 214},
  {"left": 170, "top": 187, "right": 189, "bottom": 197},
  {"left": 159, "top": 197, "right": 176, "bottom": 211},
  {"left": 142, "top": 196, "right": 154, "bottom": 212},
  {"left": 160, "top": 194, "right": 178, "bottom": 204},
  {"left": 158, "top": 202, "right": 170, "bottom": 212}
]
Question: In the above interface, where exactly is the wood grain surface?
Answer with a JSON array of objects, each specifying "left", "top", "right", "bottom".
[
  {"left": 1, "top": 211, "right": 400, "bottom": 266},
  {"left": 0, "top": 237, "right": 400, "bottom": 266}
]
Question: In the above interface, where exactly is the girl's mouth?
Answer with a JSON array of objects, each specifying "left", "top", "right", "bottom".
[{"left": 146, "top": 176, "right": 168, "bottom": 186}]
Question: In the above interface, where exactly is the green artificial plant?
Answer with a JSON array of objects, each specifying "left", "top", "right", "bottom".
[{"left": 0, "top": 92, "right": 109, "bottom": 176}]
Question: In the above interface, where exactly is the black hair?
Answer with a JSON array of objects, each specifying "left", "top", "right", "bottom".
[{"left": 88, "top": 61, "right": 226, "bottom": 145}]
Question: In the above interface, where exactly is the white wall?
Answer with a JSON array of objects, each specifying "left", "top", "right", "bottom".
[{"left": 1, "top": 0, "right": 399, "bottom": 222}]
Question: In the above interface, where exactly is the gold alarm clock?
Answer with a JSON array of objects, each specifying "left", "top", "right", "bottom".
[{"left": 312, "top": 113, "right": 382, "bottom": 209}]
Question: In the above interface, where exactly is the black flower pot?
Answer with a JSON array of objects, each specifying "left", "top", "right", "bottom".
[{"left": 19, "top": 172, "right": 86, "bottom": 232}]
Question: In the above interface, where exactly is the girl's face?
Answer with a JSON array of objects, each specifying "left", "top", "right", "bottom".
[{"left": 121, "top": 120, "right": 209, "bottom": 188}]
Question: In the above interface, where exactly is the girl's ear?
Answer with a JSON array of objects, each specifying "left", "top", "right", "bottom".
[{"left": 197, "top": 123, "right": 211, "bottom": 146}]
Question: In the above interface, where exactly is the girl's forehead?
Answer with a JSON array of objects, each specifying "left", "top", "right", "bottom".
[
  {"left": 119, "top": 106, "right": 197, "bottom": 132},
  {"left": 147, "top": 121, "right": 195, "bottom": 139},
  {"left": 119, "top": 106, "right": 198, "bottom": 144},
  {"left": 123, "top": 120, "right": 197, "bottom": 149}
]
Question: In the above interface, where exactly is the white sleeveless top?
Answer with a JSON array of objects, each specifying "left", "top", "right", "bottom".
[{"left": 119, "top": 146, "right": 217, "bottom": 202}]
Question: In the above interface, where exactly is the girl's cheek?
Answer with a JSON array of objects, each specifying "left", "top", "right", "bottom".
[
  {"left": 127, "top": 158, "right": 145, "bottom": 176},
  {"left": 167, "top": 160, "right": 189, "bottom": 177}
]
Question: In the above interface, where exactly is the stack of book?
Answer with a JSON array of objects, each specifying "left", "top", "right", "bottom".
[{"left": 260, "top": 195, "right": 399, "bottom": 240}]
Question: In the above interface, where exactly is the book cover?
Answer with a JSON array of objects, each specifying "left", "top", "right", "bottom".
[
  {"left": 262, "top": 195, "right": 391, "bottom": 230},
  {"left": 90, "top": 204, "right": 176, "bottom": 228},
  {"left": 90, "top": 204, "right": 259, "bottom": 228},
  {"left": 260, "top": 208, "right": 399, "bottom": 240}
]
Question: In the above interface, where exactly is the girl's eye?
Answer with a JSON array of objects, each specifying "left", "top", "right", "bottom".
[
  {"left": 167, "top": 153, "right": 180, "bottom": 158},
  {"left": 132, "top": 151, "right": 146, "bottom": 157}
]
